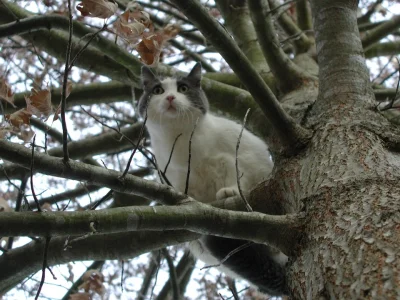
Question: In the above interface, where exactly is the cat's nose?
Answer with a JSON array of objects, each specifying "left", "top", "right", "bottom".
[{"left": 166, "top": 95, "right": 175, "bottom": 103}]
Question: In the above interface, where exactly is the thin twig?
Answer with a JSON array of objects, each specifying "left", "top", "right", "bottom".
[
  {"left": 185, "top": 118, "right": 199, "bottom": 194},
  {"left": 201, "top": 241, "right": 253, "bottom": 270},
  {"left": 372, "top": 55, "right": 394, "bottom": 83},
  {"left": 150, "top": 250, "right": 162, "bottom": 300},
  {"left": 60, "top": 0, "right": 73, "bottom": 162},
  {"left": 68, "top": 24, "right": 108, "bottom": 72},
  {"left": 236, "top": 109, "right": 253, "bottom": 212},
  {"left": 7, "top": 177, "right": 28, "bottom": 249},
  {"left": 35, "top": 236, "right": 51, "bottom": 300},
  {"left": 137, "top": 251, "right": 159, "bottom": 300},
  {"left": 378, "top": 57, "right": 400, "bottom": 112},
  {"left": 120, "top": 259, "right": 125, "bottom": 292},
  {"left": 121, "top": 113, "right": 148, "bottom": 179},
  {"left": 225, "top": 287, "right": 250, "bottom": 300},
  {"left": 161, "top": 248, "right": 180, "bottom": 300},
  {"left": 164, "top": 133, "right": 182, "bottom": 174},
  {"left": 267, "top": 0, "right": 297, "bottom": 16},
  {"left": 90, "top": 190, "right": 114, "bottom": 210},
  {"left": 30, "top": 135, "right": 42, "bottom": 212},
  {"left": 226, "top": 278, "right": 240, "bottom": 300}
]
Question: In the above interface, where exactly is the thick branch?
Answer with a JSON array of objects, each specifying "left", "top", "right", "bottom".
[
  {"left": 310, "top": 0, "right": 375, "bottom": 108},
  {"left": 0, "top": 124, "right": 143, "bottom": 180},
  {"left": 362, "top": 14, "right": 400, "bottom": 50},
  {"left": 248, "top": 0, "right": 314, "bottom": 92},
  {"left": 365, "top": 41, "right": 400, "bottom": 58},
  {"left": 0, "top": 203, "right": 303, "bottom": 255},
  {"left": 215, "top": 0, "right": 271, "bottom": 74},
  {"left": 4, "top": 81, "right": 133, "bottom": 114},
  {"left": 0, "top": 139, "right": 184, "bottom": 205},
  {"left": 156, "top": 250, "right": 195, "bottom": 300},
  {"left": 270, "top": 0, "right": 312, "bottom": 54},
  {"left": 0, "top": 230, "right": 198, "bottom": 294},
  {"left": 30, "top": 168, "right": 151, "bottom": 207},
  {"left": 296, "top": 0, "right": 313, "bottom": 31},
  {"left": 170, "top": 0, "right": 312, "bottom": 152},
  {"left": 357, "top": 0, "right": 384, "bottom": 25}
]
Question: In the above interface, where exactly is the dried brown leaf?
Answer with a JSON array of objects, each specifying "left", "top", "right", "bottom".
[
  {"left": 137, "top": 34, "right": 163, "bottom": 66},
  {"left": 115, "top": 9, "right": 152, "bottom": 43},
  {"left": 76, "top": 0, "right": 117, "bottom": 19},
  {"left": 25, "top": 88, "right": 52, "bottom": 119},
  {"left": 137, "top": 25, "right": 178, "bottom": 66},
  {"left": 78, "top": 270, "right": 105, "bottom": 296},
  {"left": 66, "top": 81, "right": 73, "bottom": 99},
  {"left": 69, "top": 293, "right": 91, "bottom": 300},
  {"left": 5, "top": 109, "right": 32, "bottom": 128},
  {"left": 0, "top": 78, "right": 16, "bottom": 107}
]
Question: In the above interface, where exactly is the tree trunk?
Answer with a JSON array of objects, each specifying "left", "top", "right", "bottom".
[{"left": 283, "top": 1, "right": 400, "bottom": 298}]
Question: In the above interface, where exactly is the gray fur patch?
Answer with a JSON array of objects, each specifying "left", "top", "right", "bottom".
[{"left": 137, "top": 63, "right": 209, "bottom": 117}]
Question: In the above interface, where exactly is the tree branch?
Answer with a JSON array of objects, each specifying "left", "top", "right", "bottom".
[
  {"left": 170, "top": 0, "right": 312, "bottom": 152},
  {"left": 156, "top": 250, "right": 195, "bottom": 300},
  {"left": 269, "top": 0, "right": 312, "bottom": 54},
  {"left": 357, "top": 0, "right": 383, "bottom": 25},
  {"left": 0, "top": 124, "right": 143, "bottom": 180},
  {"left": 310, "top": 0, "right": 375, "bottom": 107},
  {"left": 0, "top": 139, "right": 185, "bottom": 205},
  {"left": 248, "top": 0, "right": 314, "bottom": 92},
  {"left": 0, "top": 203, "right": 303, "bottom": 254},
  {"left": 136, "top": 252, "right": 160, "bottom": 300},
  {"left": 365, "top": 40, "right": 400, "bottom": 58},
  {"left": 215, "top": 0, "right": 271, "bottom": 74},
  {"left": 362, "top": 14, "right": 400, "bottom": 50},
  {"left": 161, "top": 249, "right": 180, "bottom": 300},
  {"left": 296, "top": 0, "right": 313, "bottom": 31},
  {"left": 0, "top": 230, "right": 199, "bottom": 294}
]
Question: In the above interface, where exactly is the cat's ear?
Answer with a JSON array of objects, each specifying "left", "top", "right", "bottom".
[
  {"left": 187, "top": 62, "right": 202, "bottom": 86},
  {"left": 141, "top": 66, "right": 157, "bottom": 87}
]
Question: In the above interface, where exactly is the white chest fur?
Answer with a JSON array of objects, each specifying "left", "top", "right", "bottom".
[{"left": 146, "top": 113, "right": 273, "bottom": 203}]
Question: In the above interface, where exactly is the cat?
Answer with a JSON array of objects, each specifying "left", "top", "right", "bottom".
[{"left": 138, "top": 63, "right": 288, "bottom": 296}]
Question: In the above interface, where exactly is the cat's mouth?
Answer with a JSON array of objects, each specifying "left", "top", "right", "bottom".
[{"left": 165, "top": 103, "right": 177, "bottom": 112}]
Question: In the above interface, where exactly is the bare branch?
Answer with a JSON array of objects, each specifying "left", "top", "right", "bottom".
[
  {"left": 0, "top": 124, "right": 144, "bottom": 181},
  {"left": 0, "top": 138, "right": 185, "bottom": 205},
  {"left": 296, "top": 0, "right": 313, "bottom": 31},
  {"left": 137, "top": 252, "right": 159, "bottom": 300},
  {"left": 0, "top": 231, "right": 199, "bottom": 294},
  {"left": 248, "top": 0, "right": 314, "bottom": 92},
  {"left": 185, "top": 118, "right": 198, "bottom": 194},
  {"left": 156, "top": 250, "right": 195, "bottom": 300},
  {"left": 161, "top": 249, "right": 180, "bottom": 300},
  {"left": 362, "top": 14, "right": 400, "bottom": 50},
  {"left": 269, "top": 0, "right": 312, "bottom": 54},
  {"left": 35, "top": 236, "right": 51, "bottom": 300},
  {"left": 236, "top": 109, "right": 252, "bottom": 212},
  {"left": 30, "top": 136, "right": 42, "bottom": 212},
  {"left": 0, "top": 201, "right": 304, "bottom": 256},
  {"left": 60, "top": 0, "right": 73, "bottom": 162},
  {"left": 357, "top": 0, "right": 384, "bottom": 24}
]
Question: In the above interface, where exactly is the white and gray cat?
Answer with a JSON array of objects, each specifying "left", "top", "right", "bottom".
[{"left": 138, "top": 63, "right": 287, "bottom": 296}]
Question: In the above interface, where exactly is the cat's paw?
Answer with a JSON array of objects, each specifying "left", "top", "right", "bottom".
[{"left": 216, "top": 187, "right": 239, "bottom": 200}]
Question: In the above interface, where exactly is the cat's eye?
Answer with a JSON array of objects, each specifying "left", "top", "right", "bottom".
[
  {"left": 178, "top": 84, "right": 188, "bottom": 93},
  {"left": 152, "top": 86, "right": 164, "bottom": 95}
]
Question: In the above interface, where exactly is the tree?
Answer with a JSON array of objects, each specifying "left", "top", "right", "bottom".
[{"left": 0, "top": 0, "right": 399, "bottom": 299}]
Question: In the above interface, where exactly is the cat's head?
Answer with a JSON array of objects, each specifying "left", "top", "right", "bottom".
[{"left": 138, "top": 63, "right": 209, "bottom": 125}]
